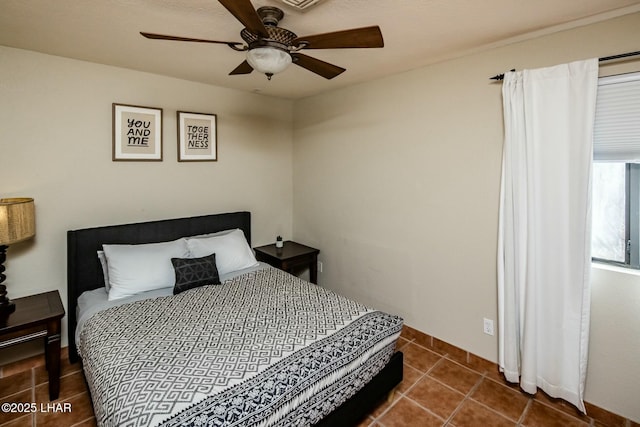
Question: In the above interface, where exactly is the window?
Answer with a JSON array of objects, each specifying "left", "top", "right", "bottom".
[{"left": 592, "top": 72, "right": 640, "bottom": 268}]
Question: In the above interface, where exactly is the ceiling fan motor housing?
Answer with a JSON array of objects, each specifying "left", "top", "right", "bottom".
[
  {"left": 240, "top": 6, "right": 299, "bottom": 52},
  {"left": 256, "top": 6, "right": 284, "bottom": 27},
  {"left": 241, "top": 26, "right": 297, "bottom": 51}
]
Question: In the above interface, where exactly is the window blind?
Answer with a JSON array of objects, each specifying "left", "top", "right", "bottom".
[{"left": 593, "top": 72, "right": 640, "bottom": 162}]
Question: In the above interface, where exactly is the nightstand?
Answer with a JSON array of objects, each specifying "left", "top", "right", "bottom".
[
  {"left": 0, "top": 290, "right": 65, "bottom": 400},
  {"left": 254, "top": 241, "right": 320, "bottom": 284}
]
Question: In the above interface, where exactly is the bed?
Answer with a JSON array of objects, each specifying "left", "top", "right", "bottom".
[{"left": 67, "top": 211, "right": 403, "bottom": 427}]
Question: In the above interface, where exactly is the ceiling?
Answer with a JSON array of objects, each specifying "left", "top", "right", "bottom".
[{"left": 2, "top": 0, "right": 640, "bottom": 99}]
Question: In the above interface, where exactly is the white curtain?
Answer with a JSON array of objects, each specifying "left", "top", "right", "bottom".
[{"left": 497, "top": 59, "right": 598, "bottom": 413}]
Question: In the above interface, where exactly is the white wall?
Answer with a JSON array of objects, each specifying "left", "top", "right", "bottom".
[
  {"left": 0, "top": 46, "right": 294, "bottom": 357},
  {"left": 292, "top": 13, "right": 640, "bottom": 421}
]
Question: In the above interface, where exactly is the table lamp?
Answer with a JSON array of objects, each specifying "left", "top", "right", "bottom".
[{"left": 0, "top": 198, "right": 35, "bottom": 316}]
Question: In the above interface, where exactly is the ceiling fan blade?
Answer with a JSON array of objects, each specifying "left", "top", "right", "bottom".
[
  {"left": 218, "top": 0, "right": 269, "bottom": 39},
  {"left": 294, "top": 26, "right": 384, "bottom": 49},
  {"left": 140, "top": 32, "right": 242, "bottom": 47},
  {"left": 292, "top": 53, "right": 345, "bottom": 80},
  {"left": 229, "top": 60, "right": 254, "bottom": 75}
]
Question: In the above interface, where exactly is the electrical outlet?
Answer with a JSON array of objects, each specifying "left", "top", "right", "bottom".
[
  {"left": 318, "top": 261, "right": 323, "bottom": 273},
  {"left": 483, "top": 318, "right": 494, "bottom": 336}
]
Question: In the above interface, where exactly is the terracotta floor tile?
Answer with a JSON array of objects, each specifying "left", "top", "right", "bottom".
[
  {"left": 410, "top": 333, "right": 433, "bottom": 351},
  {"left": 0, "top": 389, "right": 33, "bottom": 425},
  {"left": 428, "top": 359, "right": 481, "bottom": 394},
  {"left": 0, "top": 371, "right": 32, "bottom": 400},
  {"left": 406, "top": 376, "right": 464, "bottom": 420},
  {"left": 369, "top": 392, "right": 400, "bottom": 418},
  {"left": 484, "top": 372, "right": 524, "bottom": 395},
  {"left": 0, "top": 413, "right": 33, "bottom": 427},
  {"left": 400, "top": 325, "right": 426, "bottom": 340},
  {"left": 470, "top": 377, "right": 529, "bottom": 421},
  {"left": 482, "top": 365, "right": 507, "bottom": 383},
  {"left": 400, "top": 325, "right": 437, "bottom": 352},
  {"left": 70, "top": 418, "right": 98, "bottom": 427},
  {"left": 433, "top": 338, "right": 467, "bottom": 363},
  {"left": 395, "top": 337, "right": 410, "bottom": 351},
  {"left": 33, "top": 367, "right": 48, "bottom": 388},
  {"left": 34, "top": 372, "right": 87, "bottom": 404},
  {"left": 401, "top": 343, "right": 442, "bottom": 373},
  {"left": 34, "top": 358, "right": 82, "bottom": 386},
  {"left": 450, "top": 399, "right": 517, "bottom": 427},
  {"left": 522, "top": 401, "right": 590, "bottom": 427},
  {"left": 378, "top": 396, "right": 444, "bottom": 427},
  {"left": 463, "top": 353, "right": 496, "bottom": 376},
  {"left": 533, "top": 390, "right": 591, "bottom": 423},
  {"left": 584, "top": 401, "right": 627, "bottom": 427},
  {"left": 1, "top": 354, "right": 45, "bottom": 378},
  {"left": 400, "top": 325, "right": 419, "bottom": 340},
  {"left": 594, "top": 421, "right": 624, "bottom": 427},
  {"left": 396, "top": 364, "right": 423, "bottom": 394},
  {"left": 35, "top": 392, "right": 94, "bottom": 427}
]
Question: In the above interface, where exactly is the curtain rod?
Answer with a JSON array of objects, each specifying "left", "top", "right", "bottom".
[{"left": 489, "top": 50, "right": 640, "bottom": 81}]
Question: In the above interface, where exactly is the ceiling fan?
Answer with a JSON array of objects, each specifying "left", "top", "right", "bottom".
[{"left": 141, "top": 0, "right": 384, "bottom": 80}]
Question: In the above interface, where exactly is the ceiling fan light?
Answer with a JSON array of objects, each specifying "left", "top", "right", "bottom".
[{"left": 246, "top": 47, "right": 292, "bottom": 78}]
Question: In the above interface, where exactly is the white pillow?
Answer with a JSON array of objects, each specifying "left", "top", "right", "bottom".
[
  {"left": 104, "top": 238, "right": 189, "bottom": 301},
  {"left": 188, "top": 228, "right": 235, "bottom": 239},
  {"left": 186, "top": 229, "right": 258, "bottom": 276},
  {"left": 97, "top": 251, "right": 110, "bottom": 291}
]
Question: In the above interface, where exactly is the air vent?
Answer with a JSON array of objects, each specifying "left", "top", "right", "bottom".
[{"left": 277, "top": 0, "right": 326, "bottom": 11}]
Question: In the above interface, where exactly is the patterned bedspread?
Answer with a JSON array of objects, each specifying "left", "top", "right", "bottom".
[{"left": 78, "top": 267, "right": 403, "bottom": 427}]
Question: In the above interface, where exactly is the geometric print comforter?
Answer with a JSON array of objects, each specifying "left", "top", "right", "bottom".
[{"left": 77, "top": 267, "right": 403, "bottom": 427}]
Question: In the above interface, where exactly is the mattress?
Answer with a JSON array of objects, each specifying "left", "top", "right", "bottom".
[{"left": 76, "top": 266, "right": 403, "bottom": 427}]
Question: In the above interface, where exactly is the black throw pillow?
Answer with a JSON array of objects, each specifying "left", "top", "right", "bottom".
[{"left": 171, "top": 253, "right": 221, "bottom": 295}]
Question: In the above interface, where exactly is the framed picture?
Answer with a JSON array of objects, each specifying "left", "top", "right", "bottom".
[
  {"left": 112, "top": 103, "right": 163, "bottom": 161},
  {"left": 177, "top": 111, "right": 217, "bottom": 162}
]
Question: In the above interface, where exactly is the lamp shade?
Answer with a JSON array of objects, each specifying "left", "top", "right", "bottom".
[
  {"left": 0, "top": 198, "right": 35, "bottom": 245},
  {"left": 246, "top": 47, "right": 292, "bottom": 76}
]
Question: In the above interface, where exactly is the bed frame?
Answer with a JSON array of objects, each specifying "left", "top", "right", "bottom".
[{"left": 67, "top": 211, "right": 402, "bottom": 426}]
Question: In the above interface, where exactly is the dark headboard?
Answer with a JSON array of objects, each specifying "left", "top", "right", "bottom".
[{"left": 67, "top": 211, "right": 251, "bottom": 362}]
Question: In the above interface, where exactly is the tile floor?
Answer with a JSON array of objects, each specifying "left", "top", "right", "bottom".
[
  {"left": 355, "top": 326, "right": 638, "bottom": 427},
  {"left": 0, "top": 348, "right": 95, "bottom": 427},
  {"left": 1, "top": 331, "right": 637, "bottom": 427}
]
